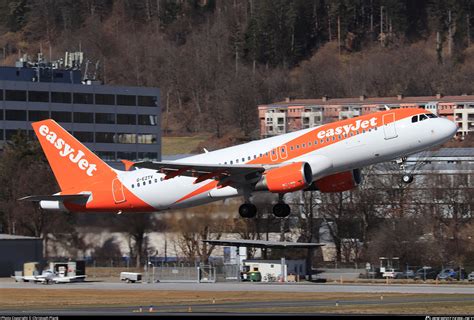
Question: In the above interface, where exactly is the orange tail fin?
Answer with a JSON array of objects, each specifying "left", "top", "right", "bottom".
[{"left": 32, "top": 119, "right": 115, "bottom": 192}]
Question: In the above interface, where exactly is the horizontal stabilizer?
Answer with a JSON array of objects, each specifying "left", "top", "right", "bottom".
[{"left": 18, "top": 194, "right": 91, "bottom": 202}]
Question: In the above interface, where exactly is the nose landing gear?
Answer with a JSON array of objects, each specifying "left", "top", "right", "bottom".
[
  {"left": 402, "top": 174, "right": 414, "bottom": 184},
  {"left": 397, "top": 157, "right": 414, "bottom": 184}
]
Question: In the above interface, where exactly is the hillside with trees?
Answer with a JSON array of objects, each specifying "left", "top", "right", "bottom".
[{"left": 0, "top": 0, "right": 473, "bottom": 141}]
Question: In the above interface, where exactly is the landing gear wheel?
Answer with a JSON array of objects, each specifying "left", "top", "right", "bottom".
[
  {"left": 239, "top": 203, "right": 257, "bottom": 218},
  {"left": 273, "top": 203, "right": 291, "bottom": 218},
  {"left": 402, "top": 174, "right": 414, "bottom": 184}
]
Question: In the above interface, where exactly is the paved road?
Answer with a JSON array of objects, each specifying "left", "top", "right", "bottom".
[
  {"left": 1, "top": 279, "right": 474, "bottom": 294},
  {"left": 3, "top": 296, "right": 474, "bottom": 316}
]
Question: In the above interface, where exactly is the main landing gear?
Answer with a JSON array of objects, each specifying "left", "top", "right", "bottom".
[
  {"left": 239, "top": 203, "right": 257, "bottom": 218},
  {"left": 397, "top": 157, "right": 414, "bottom": 184},
  {"left": 238, "top": 194, "right": 292, "bottom": 219},
  {"left": 273, "top": 203, "right": 291, "bottom": 218}
]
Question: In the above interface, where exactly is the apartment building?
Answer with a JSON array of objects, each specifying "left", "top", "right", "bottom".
[{"left": 258, "top": 94, "right": 473, "bottom": 137}]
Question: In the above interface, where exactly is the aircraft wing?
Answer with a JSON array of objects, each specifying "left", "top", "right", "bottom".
[
  {"left": 18, "top": 194, "right": 91, "bottom": 202},
  {"left": 132, "top": 161, "right": 267, "bottom": 184}
]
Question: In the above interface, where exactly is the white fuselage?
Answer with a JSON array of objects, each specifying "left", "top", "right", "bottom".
[{"left": 116, "top": 111, "right": 457, "bottom": 211}]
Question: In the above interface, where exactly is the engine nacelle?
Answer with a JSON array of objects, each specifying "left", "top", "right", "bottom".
[
  {"left": 308, "top": 169, "right": 362, "bottom": 193},
  {"left": 255, "top": 162, "right": 313, "bottom": 193}
]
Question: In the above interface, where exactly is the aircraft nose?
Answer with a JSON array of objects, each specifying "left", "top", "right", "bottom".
[
  {"left": 445, "top": 118, "right": 458, "bottom": 137},
  {"left": 438, "top": 118, "right": 458, "bottom": 139}
]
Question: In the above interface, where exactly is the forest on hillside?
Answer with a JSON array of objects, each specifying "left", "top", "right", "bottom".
[{"left": 1, "top": 0, "right": 474, "bottom": 140}]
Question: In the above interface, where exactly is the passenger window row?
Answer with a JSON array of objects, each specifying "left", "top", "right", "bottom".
[{"left": 220, "top": 126, "right": 378, "bottom": 165}]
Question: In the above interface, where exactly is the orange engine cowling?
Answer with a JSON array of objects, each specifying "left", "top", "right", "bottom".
[
  {"left": 310, "top": 169, "right": 362, "bottom": 193},
  {"left": 255, "top": 162, "right": 313, "bottom": 193}
]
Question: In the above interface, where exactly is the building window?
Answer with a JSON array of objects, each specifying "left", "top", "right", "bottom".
[
  {"left": 138, "top": 152, "right": 158, "bottom": 160},
  {"left": 0, "top": 129, "right": 3, "bottom": 140},
  {"left": 0, "top": 90, "right": 3, "bottom": 100},
  {"left": 28, "top": 110, "right": 49, "bottom": 121},
  {"left": 51, "top": 111, "right": 72, "bottom": 122},
  {"left": 74, "top": 131, "right": 94, "bottom": 143},
  {"left": 117, "top": 114, "right": 137, "bottom": 125},
  {"left": 6, "top": 129, "right": 25, "bottom": 139},
  {"left": 96, "top": 151, "right": 115, "bottom": 161},
  {"left": 95, "top": 132, "right": 115, "bottom": 143},
  {"left": 5, "top": 90, "right": 26, "bottom": 101},
  {"left": 138, "top": 95, "right": 156, "bottom": 107},
  {"left": 137, "top": 134, "right": 156, "bottom": 144},
  {"left": 73, "top": 92, "right": 94, "bottom": 104},
  {"left": 138, "top": 115, "right": 158, "bottom": 126},
  {"left": 6, "top": 109, "right": 26, "bottom": 121},
  {"left": 117, "top": 94, "right": 136, "bottom": 106},
  {"left": 95, "top": 94, "right": 115, "bottom": 105},
  {"left": 96, "top": 113, "right": 116, "bottom": 124},
  {"left": 115, "top": 133, "right": 137, "bottom": 144},
  {"left": 51, "top": 92, "right": 71, "bottom": 103},
  {"left": 28, "top": 91, "right": 49, "bottom": 103},
  {"left": 117, "top": 152, "right": 136, "bottom": 160},
  {"left": 74, "top": 112, "right": 94, "bottom": 123}
]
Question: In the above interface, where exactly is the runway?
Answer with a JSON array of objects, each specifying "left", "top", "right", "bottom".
[
  {"left": 1, "top": 279, "right": 474, "bottom": 294},
  {"left": 3, "top": 295, "right": 474, "bottom": 316}
]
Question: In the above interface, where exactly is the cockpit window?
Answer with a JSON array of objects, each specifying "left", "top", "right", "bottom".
[{"left": 413, "top": 113, "right": 437, "bottom": 123}]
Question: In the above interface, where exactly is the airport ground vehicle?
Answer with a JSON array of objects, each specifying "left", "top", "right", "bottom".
[
  {"left": 468, "top": 272, "right": 474, "bottom": 282},
  {"left": 20, "top": 109, "right": 457, "bottom": 219},
  {"left": 394, "top": 270, "right": 415, "bottom": 279},
  {"left": 437, "top": 268, "right": 457, "bottom": 280},
  {"left": 437, "top": 268, "right": 467, "bottom": 281},
  {"left": 382, "top": 268, "right": 403, "bottom": 278},
  {"left": 120, "top": 272, "right": 142, "bottom": 283},
  {"left": 413, "top": 267, "right": 440, "bottom": 281}
]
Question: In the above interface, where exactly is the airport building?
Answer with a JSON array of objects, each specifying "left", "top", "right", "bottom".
[
  {"left": 0, "top": 234, "right": 43, "bottom": 277},
  {"left": 258, "top": 94, "right": 474, "bottom": 137},
  {"left": 0, "top": 53, "right": 161, "bottom": 161}
]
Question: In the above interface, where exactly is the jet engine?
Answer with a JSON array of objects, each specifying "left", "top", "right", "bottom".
[
  {"left": 307, "top": 169, "right": 362, "bottom": 193},
  {"left": 255, "top": 162, "right": 313, "bottom": 193}
]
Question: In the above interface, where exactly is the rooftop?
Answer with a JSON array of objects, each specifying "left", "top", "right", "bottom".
[
  {"left": 264, "top": 95, "right": 474, "bottom": 107},
  {"left": 0, "top": 234, "right": 41, "bottom": 240}
]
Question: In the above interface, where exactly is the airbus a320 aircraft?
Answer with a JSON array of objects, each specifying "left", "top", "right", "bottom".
[{"left": 21, "top": 108, "right": 457, "bottom": 218}]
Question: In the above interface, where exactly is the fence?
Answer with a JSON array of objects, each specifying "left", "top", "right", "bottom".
[
  {"left": 148, "top": 263, "right": 239, "bottom": 283},
  {"left": 151, "top": 265, "right": 200, "bottom": 283}
]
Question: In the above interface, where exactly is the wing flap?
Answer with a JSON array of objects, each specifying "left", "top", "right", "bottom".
[
  {"left": 19, "top": 194, "right": 91, "bottom": 202},
  {"left": 133, "top": 161, "right": 266, "bottom": 181}
]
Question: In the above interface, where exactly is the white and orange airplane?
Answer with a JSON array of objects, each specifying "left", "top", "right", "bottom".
[{"left": 21, "top": 108, "right": 457, "bottom": 218}]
